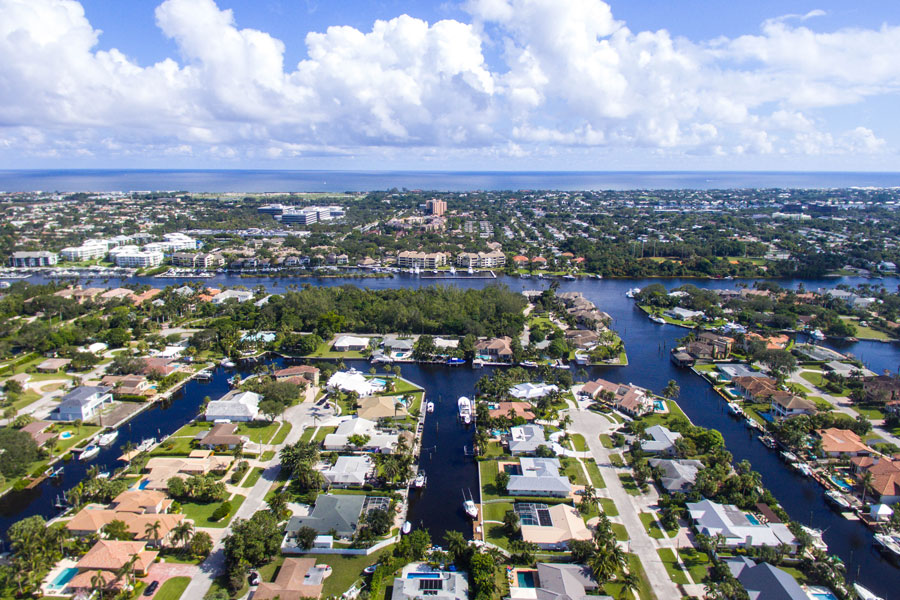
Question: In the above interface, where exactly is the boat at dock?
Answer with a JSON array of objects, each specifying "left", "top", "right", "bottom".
[
  {"left": 195, "top": 369, "right": 213, "bottom": 381},
  {"left": 97, "top": 430, "right": 118, "bottom": 447},
  {"left": 414, "top": 471, "right": 427, "bottom": 488},
  {"left": 825, "top": 490, "right": 852, "bottom": 511},
  {"left": 794, "top": 463, "right": 813, "bottom": 477},
  {"left": 759, "top": 436, "right": 777, "bottom": 449},
  {"left": 801, "top": 526, "right": 829, "bottom": 552},
  {"left": 780, "top": 451, "right": 798, "bottom": 463},
  {"left": 80, "top": 444, "right": 100, "bottom": 461},
  {"left": 445, "top": 357, "right": 465, "bottom": 366},
  {"left": 48, "top": 466, "right": 64, "bottom": 478},
  {"left": 462, "top": 489, "right": 478, "bottom": 519},
  {"left": 402, "top": 521, "right": 412, "bottom": 534},
  {"left": 726, "top": 402, "right": 743, "bottom": 416},
  {"left": 854, "top": 582, "right": 885, "bottom": 600},
  {"left": 136, "top": 437, "right": 157, "bottom": 453},
  {"left": 426, "top": 402, "right": 434, "bottom": 413},
  {"left": 650, "top": 315, "right": 666, "bottom": 324},
  {"left": 221, "top": 358, "right": 236, "bottom": 368},
  {"left": 874, "top": 533, "right": 900, "bottom": 562},
  {"left": 458, "top": 397, "right": 472, "bottom": 424},
  {"left": 625, "top": 287, "right": 641, "bottom": 298},
  {"left": 520, "top": 361, "right": 538, "bottom": 368}
]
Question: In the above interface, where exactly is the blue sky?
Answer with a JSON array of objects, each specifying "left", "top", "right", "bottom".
[{"left": 2, "top": 0, "right": 900, "bottom": 170}]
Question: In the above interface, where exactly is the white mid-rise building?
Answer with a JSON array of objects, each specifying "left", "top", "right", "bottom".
[
  {"left": 60, "top": 241, "right": 108, "bottom": 262},
  {"left": 108, "top": 246, "right": 164, "bottom": 268}
]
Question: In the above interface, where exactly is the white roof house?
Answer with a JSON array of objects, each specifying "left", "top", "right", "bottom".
[
  {"left": 323, "top": 417, "right": 398, "bottom": 453},
  {"left": 641, "top": 425, "right": 682, "bottom": 455},
  {"left": 507, "top": 457, "right": 572, "bottom": 497},
  {"left": 508, "top": 424, "right": 548, "bottom": 455},
  {"left": 509, "top": 382, "right": 559, "bottom": 400},
  {"left": 321, "top": 456, "right": 373, "bottom": 487},
  {"left": 687, "top": 499, "right": 797, "bottom": 549},
  {"left": 204, "top": 390, "right": 261, "bottom": 422},
  {"left": 332, "top": 335, "right": 370, "bottom": 352},
  {"left": 327, "top": 370, "right": 384, "bottom": 396},
  {"left": 212, "top": 290, "right": 254, "bottom": 304}
]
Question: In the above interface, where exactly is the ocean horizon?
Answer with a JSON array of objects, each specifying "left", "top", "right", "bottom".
[{"left": 2, "top": 169, "right": 900, "bottom": 193}]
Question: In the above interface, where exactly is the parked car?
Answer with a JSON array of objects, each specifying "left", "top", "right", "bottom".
[
  {"left": 143, "top": 581, "right": 159, "bottom": 596},
  {"left": 249, "top": 571, "right": 261, "bottom": 586}
]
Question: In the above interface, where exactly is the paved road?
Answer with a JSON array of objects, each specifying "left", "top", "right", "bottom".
[
  {"left": 180, "top": 395, "right": 335, "bottom": 600},
  {"left": 565, "top": 407, "right": 684, "bottom": 600}
]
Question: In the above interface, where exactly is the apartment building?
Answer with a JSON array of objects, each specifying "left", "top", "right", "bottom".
[
  {"left": 455, "top": 250, "right": 506, "bottom": 268},
  {"left": 108, "top": 246, "right": 164, "bottom": 268},
  {"left": 8, "top": 251, "right": 57, "bottom": 267},
  {"left": 396, "top": 251, "right": 448, "bottom": 269},
  {"left": 426, "top": 199, "right": 446, "bottom": 216}
]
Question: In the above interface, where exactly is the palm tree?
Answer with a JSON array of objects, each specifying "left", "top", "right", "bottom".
[
  {"left": 662, "top": 380, "right": 680, "bottom": 400},
  {"left": 144, "top": 520, "right": 162, "bottom": 548},
  {"left": 860, "top": 470, "right": 875, "bottom": 505},
  {"left": 91, "top": 571, "right": 109, "bottom": 599},
  {"left": 172, "top": 522, "right": 194, "bottom": 553},
  {"left": 618, "top": 570, "right": 640, "bottom": 599},
  {"left": 445, "top": 530, "right": 468, "bottom": 563}
]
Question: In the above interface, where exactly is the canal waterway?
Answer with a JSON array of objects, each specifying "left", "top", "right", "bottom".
[{"left": 3, "top": 272, "right": 900, "bottom": 596}]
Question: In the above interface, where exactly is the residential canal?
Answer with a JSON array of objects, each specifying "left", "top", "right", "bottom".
[{"left": 5, "top": 272, "right": 900, "bottom": 597}]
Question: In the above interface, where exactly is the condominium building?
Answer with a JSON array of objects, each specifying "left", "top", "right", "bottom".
[
  {"left": 396, "top": 251, "right": 448, "bottom": 269},
  {"left": 108, "top": 246, "right": 164, "bottom": 268},
  {"left": 171, "top": 252, "right": 225, "bottom": 269},
  {"left": 426, "top": 199, "right": 447, "bottom": 217},
  {"left": 8, "top": 251, "right": 58, "bottom": 267},
  {"left": 60, "top": 241, "right": 108, "bottom": 262},
  {"left": 455, "top": 250, "right": 506, "bottom": 268}
]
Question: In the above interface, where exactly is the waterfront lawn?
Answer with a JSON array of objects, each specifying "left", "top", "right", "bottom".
[
  {"left": 637, "top": 399, "right": 688, "bottom": 429},
  {"left": 599, "top": 497, "right": 619, "bottom": 517},
  {"left": 569, "top": 433, "right": 588, "bottom": 452},
  {"left": 387, "top": 378, "right": 423, "bottom": 396},
  {"left": 312, "top": 548, "right": 394, "bottom": 598},
  {"left": 585, "top": 459, "right": 606, "bottom": 489},
  {"left": 657, "top": 548, "right": 690, "bottom": 585},
  {"left": 618, "top": 473, "right": 640, "bottom": 496},
  {"left": 483, "top": 441, "right": 505, "bottom": 458},
  {"left": 241, "top": 467, "right": 264, "bottom": 488},
  {"left": 152, "top": 436, "right": 196, "bottom": 456},
  {"left": 560, "top": 457, "right": 588, "bottom": 486},
  {"left": 236, "top": 421, "right": 279, "bottom": 444},
  {"left": 599, "top": 434, "right": 614, "bottom": 449},
  {"left": 482, "top": 501, "right": 514, "bottom": 523},
  {"left": 602, "top": 554, "right": 652, "bottom": 600},
  {"left": 486, "top": 523, "right": 512, "bottom": 550},
  {"left": 172, "top": 421, "right": 213, "bottom": 438},
  {"left": 271, "top": 421, "right": 292, "bottom": 444},
  {"left": 677, "top": 548, "right": 711, "bottom": 584},
  {"left": 306, "top": 339, "right": 366, "bottom": 359},
  {"left": 155, "top": 576, "right": 190, "bottom": 600},
  {"left": 51, "top": 424, "right": 101, "bottom": 455},
  {"left": 180, "top": 494, "right": 245, "bottom": 528},
  {"left": 479, "top": 460, "right": 503, "bottom": 501},
  {"left": 840, "top": 316, "right": 895, "bottom": 341}
]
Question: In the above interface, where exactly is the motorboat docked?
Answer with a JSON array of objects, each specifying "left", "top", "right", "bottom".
[
  {"left": 472, "top": 359, "right": 484, "bottom": 369},
  {"left": 562, "top": 274, "right": 576, "bottom": 280},
  {"left": 426, "top": 402, "right": 435, "bottom": 413},
  {"left": 402, "top": 521, "right": 412, "bottom": 535},
  {"left": 759, "top": 436, "right": 777, "bottom": 449},
  {"left": 810, "top": 329, "right": 826, "bottom": 341},
  {"left": 446, "top": 357, "right": 465, "bottom": 366},
  {"left": 47, "top": 466, "right": 64, "bottom": 478},
  {"left": 462, "top": 490, "right": 478, "bottom": 519},
  {"left": 194, "top": 369, "right": 213, "bottom": 381},
  {"left": 221, "top": 358, "right": 236, "bottom": 368},
  {"left": 854, "top": 582, "right": 885, "bottom": 600},
  {"left": 136, "top": 438, "right": 157, "bottom": 453},
  {"left": 80, "top": 445, "right": 100, "bottom": 461},
  {"left": 650, "top": 315, "right": 666, "bottom": 324},
  {"left": 801, "top": 526, "right": 828, "bottom": 552},
  {"left": 625, "top": 287, "right": 641, "bottom": 298},
  {"left": 458, "top": 397, "right": 472, "bottom": 425},
  {"left": 520, "top": 361, "right": 538, "bottom": 368},
  {"left": 744, "top": 417, "right": 760, "bottom": 430},
  {"left": 794, "top": 463, "right": 813, "bottom": 477},
  {"left": 874, "top": 533, "right": 900, "bottom": 561},
  {"left": 97, "top": 430, "right": 118, "bottom": 447},
  {"left": 726, "top": 403, "right": 743, "bottom": 416},
  {"left": 780, "top": 451, "right": 798, "bottom": 463},
  {"left": 824, "top": 490, "right": 852, "bottom": 511},
  {"left": 414, "top": 471, "right": 427, "bottom": 488}
]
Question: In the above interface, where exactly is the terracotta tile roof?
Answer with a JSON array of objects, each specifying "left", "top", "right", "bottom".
[
  {"left": 254, "top": 558, "right": 324, "bottom": 600},
  {"left": 489, "top": 402, "right": 536, "bottom": 421},
  {"left": 816, "top": 428, "right": 871, "bottom": 455},
  {"left": 75, "top": 540, "right": 158, "bottom": 572}
]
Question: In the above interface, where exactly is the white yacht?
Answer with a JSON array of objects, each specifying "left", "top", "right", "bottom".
[
  {"left": 625, "top": 287, "right": 641, "bottom": 298},
  {"left": 800, "top": 526, "right": 828, "bottom": 552},
  {"left": 426, "top": 402, "right": 435, "bottom": 413},
  {"left": 810, "top": 329, "right": 826, "bottom": 340},
  {"left": 80, "top": 445, "right": 100, "bottom": 461},
  {"left": 414, "top": 471, "right": 427, "bottom": 488},
  {"left": 650, "top": 315, "right": 666, "bottom": 324},
  {"left": 402, "top": 521, "right": 412, "bottom": 535},
  {"left": 825, "top": 490, "right": 851, "bottom": 511},
  {"left": 97, "top": 430, "right": 118, "bottom": 447},
  {"left": 874, "top": 533, "right": 900, "bottom": 561},
  {"left": 854, "top": 583, "right": 884, "bottom": 600},
  {"left": 462, "top": 490, "right": 478, "bottom": 519}
]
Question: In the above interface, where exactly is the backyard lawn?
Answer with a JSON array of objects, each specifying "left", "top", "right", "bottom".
[
  {"left": 180, "top": 494, "right": 245, "bottom": 528},
  {"left": 677, "top": 548, "right": 711, "bottom": 584}
]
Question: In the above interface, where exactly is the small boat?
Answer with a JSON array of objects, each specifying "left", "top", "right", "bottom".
[
  {"left": 625, "top": 287, "right": 641, "bottom": 298},
  {"left": 458, "top": 397, "right": 472, "bottom": 423},
  {"left": 759, "top": 436, "right": 777, "bottom": 449},
  {"left": 97, "top": 471, "right": 110, "bottom": 479},
  {"left": 401, "top": 521, "right": 412, "bottom": 535},
  {"left": 520, "top": 361, "right": 538, "bottom": 368},
  {"left": 801, "top": 526, "right": 828, "bottom": 552},
  {"left": 795, "top": 463, "right": 813, "bottom": 477},
  {"left": 414, "top": 471, "right": 427, "bottom": 488},
  {"left": 221, "top": 359, "right": 236, "bottom": 368},
  {"left": 780, "top": 451, "right": 798, "bottom": 463},
  {"left": 650, "top": 315, "right": 666, "bottom": 324},
  {"left": 445, "top": 357, "right": 465, "bottom": 366},
  {"left": 562, "top": 274, "right": 576, "bottom": 280},
  {"left": 48, "top": 466, "right": 64, "bottom": 478},
  {"left": 426, "top": 402, "right": 435, "bottom": 413},
  {"left": 825, "top": 490, "right": 851, "bottom": 511},
  {"left": 726, "top": 402, "right": 743, "bottom": 416},
  {"left": 467, "top": 266, "right": 474, "bottom": 275},
  {"left": 744, "top": 417, "right": 758, "bottom": 429},
  {"left": 462, "top": 490, "right": 478, "bottom": 519},
  {"left": 854, "top": 583, "right": 884, "bottom": 600},
  {"left": 80, "top": 445, "right": 100, "bottom": 461},
  {"left": 136, "top": 438, "right": 157, "bottom": 453},
  {"left": 810, "top": 329, "right": 826, "bottom": 341},
  {"left": 195, "top": 370, "right": 213, "bottom": 381},
  {"left": 97, "top": 430, "right": 118, "bottom": 447}
]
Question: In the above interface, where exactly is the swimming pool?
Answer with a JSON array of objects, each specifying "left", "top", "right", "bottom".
[
  {"left": 829, "top": 475, "right": 853, "bottom": 492},
  {"left": 653, "top": 400, "right": 665, "bottom": 411},
  {"left": 504, "top": 464, "right": 523, "bottom": 475},
  {"left": 47, "top": 567, "right": 78, "bottom": 592},
  {"left": 517, "top": 571, "right": 536, "bottom": 588},
  {"left": 59, "top": 431, "right": 73, "bottom": 440},
  {"left": 745, "top": 513, "right": 761, "bottom": 525},
  {"left": 808, "top": 588, "right": 838, "bottom": 600},
  {"left": 407, "top": 573, "right": 441, "bottom": 579}
]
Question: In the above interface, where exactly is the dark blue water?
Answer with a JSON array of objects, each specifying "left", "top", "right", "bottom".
[
  {"left": 3, "top": 169, "right": 900, "bottom": 192},
  {"left": 4, "top": 272, "right": 900, "bottom": 595}
]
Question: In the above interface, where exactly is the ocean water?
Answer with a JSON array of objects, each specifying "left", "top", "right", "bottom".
[{"left": 2, "top": 169, "right": 900, "bottom": 192}]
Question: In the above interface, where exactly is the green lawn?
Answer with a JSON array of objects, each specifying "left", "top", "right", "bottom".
[
  {"left": 300, "top": 427, "right": 316, "bottom": 443},
  {"left": 599, "top": 434, "right": 614, "bottom": 449},
  {"left": 236, "top": 421, "right": 280, "bottom": 444},
  {"left": 853, "top": 405, "right": 886, "bottom": 421},
  {"left": 584, "top": 459, "right": 606, "bottom": 489},
  {"left": 618, "top": 473, "right": 640, "bottom": 496},
  {"left": 602, "top": 554, "right": 652, "bottom": 600},
  {"left": 657, "top": 548, "right": 690, "bottom": 585},
  {"left": 285, "top": 549, "right": 393, "bottom": 598},
  {"left": 479, "top": 460, "right": 503, "bottom": 501},
  {"left": 611, "top": 523, "right": 629, "bottom": 541},
  {"left": 677, "top": 548, "right": 711, "bottom": 584},
  {"left": 271, "top": 422, "right": 293, "bottom": 444},
  {"left": 313, "top": 426, "right": 336, "bottom": 443},
  {"left": 241, "top": 467, "right": 264, "bottom": 488},
  {"left": 800, "top": 371, "right": 850, "bottom": 396},
  {"left": 482, "top": 501, "right": 514, "bottom": 522},
  {"left": 610, "top": 454, "right": 625, "bottom": 468},
  {"left": 261, "top": 450, "right": 276, "bottom": 461},
  {"left": 560, "top": 457, "right": 588, "bottom": 486},
  {"left": 155, "top": 576, "right": 190, "bottom": 600},
  {"left": 50, "top": 424, "right": 101, "bottom": 455},
  {"left": 599, "top": 497, "right": 619, "bottom": 517},
  {"left": 306, "top": 339, "right": 367, "bottom": 359},
  {"left": 569, "top": 433, "right": 588, "bottom": 452},
  {"left": 639, "top": 512, "right": 674, "bottom": 539},
  {"left": 486, "top": 523, "right": 511, "bottom": 550},
  {"left": 483, "top": 441, "right": 505, "bottom": 458},
  {"left": 172, "top": 421, "right": 214, "bottom": 438},
  {"left": 152, "top": 436, "right": 196, "bottom": 456},
  {"left": 180, "top": 494, "right": 246, "bottom": 528},
  {"left": 841, "top": 316, "right": 895, "bottom": 341}
]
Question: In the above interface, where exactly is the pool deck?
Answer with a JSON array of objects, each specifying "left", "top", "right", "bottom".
[{"left": 41, "top": 558, "right": 77, "bottom": 596}]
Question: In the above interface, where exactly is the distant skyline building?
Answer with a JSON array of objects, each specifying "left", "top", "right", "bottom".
[{"left": 426, "top": 199, "right": 446, "bottom": 217}]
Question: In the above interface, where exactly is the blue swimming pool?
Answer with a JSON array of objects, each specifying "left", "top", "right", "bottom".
[
  {"left": 47, "top": 567, "right": 78, "bottom": 592},
  {"left": 811, "top": 592, "right": 838, "bottom": 600},
  {"left": 745, "top": 513, "right": 761, "bottom": 525},
  {"left": 653, "top": 400, "right": 665, "bottom": 411},
  {"left": 829, "top": 475, "right": 852, "bottom": 492},
  {"left": 517, "top": 571, "right": 536, "bottom": 588},
  {"left": 407, "top": 573, "right": 440, "bottom": 579}
]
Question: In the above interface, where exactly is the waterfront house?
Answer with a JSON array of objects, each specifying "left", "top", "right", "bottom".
[
  {"left": 332, "top": 335, "right": 370, "bottom": 352},
  {"left": 475, "top": 336, "right": 513, "bottom": 361},
  {"left": 383, "top": 337, "right": 414, "bottom": 356},
  {"left": 66, "top": 505, "right": 184, "bottom": 547},
  {"left": 641, "top": 425, "right": 681, "bottom": 456},
  {"left": 725, "top": 558, "right": 808, "bottom": 600},
  {"left": 391, "top": 563, "right": 469, "bottom": 600},
  {"left": 323, "top": 417, "right": 398, "bottom": 453},
  {"left": 141, "top": 357, "right": 178, "bottom": 377},
  {"left": 665, "top": 307, "right": 704, "bottom": 322},
  {"left": 816, "top": 428, "right": 871, "bottom": 457},
  {"left": 518, "top": 503, "right": 592, "bottom": 550},
  {"left": 356, "top": 395, "right": 408, "bottom": 421},
  {"left": 285, "top": 493, "right": 365, "bottom": 540},
  {"left": 68, "top": 540, "right": 158, "bottom": 593},
  {"left": 508, "top": 424, "right": 549, "bottom": 455},
  {"left": 506, "top": 457, "right": 572, "bottom": 497},
  {"left": 771, "top": 395, "right": 817, "bottom": 419},
  {"left": 327, "top": 370, "right": 385, "bottom": 396},
  {"left": 731, "top": 376, "right": 778, "bottom": 400},
  {"left": 745, "top": 333, "right": 790, "bottom": 350},
  {"left": 510, "top": 382, "right": 558, "bottom": 400},
  {"left": 212, "top": 289, "right": 254, "bottom": 304},
  {"left": 850, "top": 456, "right": 900, "bottom": 504},
  {"left": 51, "top": 386, "right": 113, "bottom": 421},
  {"left": 100, "top": 375, "right": 153, "bottom": 398},
  {"left": 195, "top": 422, "right": 247, "bottom": 449},
  {"left": 321, "top": 455, "right": 373, "bottom": 487},
  {"left": 686, "top": 499, "right": 797, "bottom": 550},
  {"left": 20, "top": 420, "right": 57, "bottom": 447},
  {"left": 695, "top": 332, "right": 734, "bottom": 358},
  {"left": 141, "top": 450, "right": 231, "bottom": 491},
  {"left": 565, "top": 329, "right": 600, "bottom": 350},
  {"left": 488, "top": 401, "right": 536, "bottom": 422},
  {"left": 255, "top": 558, "right": 325, "bottom": 600},
  {"left": 204, "top": 390, "right": 261, "bottom": 422},
  {"left": 274, "top": 365, "right": 320, "bottom": 386},
  {"left": 520, "top": 563, "right": 606, "bottom": 600},
  {"left": 580, "top": 378, "right": 652, "bottom": 416},
  {"left": 716, "top": 364, "right": 758, "bottom": 383},
  {"left": 648, "top": 458, "right": 704, "bottom": 493}
]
